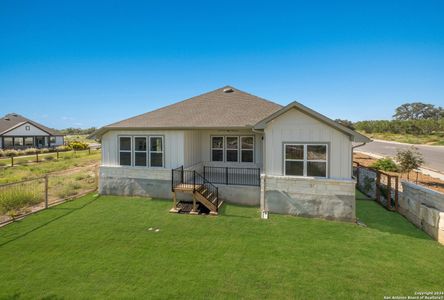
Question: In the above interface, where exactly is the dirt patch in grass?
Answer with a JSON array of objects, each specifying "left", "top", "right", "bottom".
[{"left": 354, "top": 152, "right": 444, "bottom": 193}]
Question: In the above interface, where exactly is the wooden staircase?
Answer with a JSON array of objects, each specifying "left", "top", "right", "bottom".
[{"left": 170, "top": 167, "right": 222, "bottom": 215}]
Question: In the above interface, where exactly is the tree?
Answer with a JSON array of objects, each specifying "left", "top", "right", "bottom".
[
  {"left": 393, "top": 102, "right": 443, "bottom": 120},
  {"left": 395, "top": 147, "right": 424, "bottom": 180},
  {"left": 334, "top": 119, "right": 355, "bottom": 130}
]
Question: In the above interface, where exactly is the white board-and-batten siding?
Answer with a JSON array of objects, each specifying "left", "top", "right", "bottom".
[
  {"left": 101, "top": 129, "right": 264, "bottom": 170},
  {"left": 101, "top": 130, "right": 184, "bottom": 169},
  {"left": 264, "top": 108, "right": 352, "bottom": 179}
]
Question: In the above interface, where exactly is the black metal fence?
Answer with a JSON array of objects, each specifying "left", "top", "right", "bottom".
[{"left": 203, "top": 166, "right": 261, "bottom": 186}]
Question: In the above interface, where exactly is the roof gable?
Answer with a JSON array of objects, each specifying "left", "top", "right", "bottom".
[
  {"left": 0, "top": 113, "right": 62, "bottom": 136},
  {"left": 254, "top": 101, "right": 371, "bottom": 143},
  {"left": 102, "top": 86, "right": 283, "bottom": 131}
]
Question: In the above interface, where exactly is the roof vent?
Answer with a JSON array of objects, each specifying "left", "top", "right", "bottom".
[{"left": 223, "top": 88, "right": 234, "bottom": 93}]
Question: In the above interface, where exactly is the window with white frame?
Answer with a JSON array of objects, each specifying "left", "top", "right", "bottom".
[
  {"left": 134, "top": 137, "right": 147, "bottom": 166},
  {"left": 240, "top": 136, "right": 254, "bottom": 163},
  {"left": 211, "top": 136, "right": 224, "bottom": 162},
  {"left": 211, "top": 136, "right": 254, "bottom": 163},
  {"left": 226, "top": 136, "right": 239, "bottom": 162},
  {"left": 284, "top": 144, "right": 327, "bottom": 177},
  {"left": 149, "top": 136, "right": 164, "bottom": 167},
  {"left": 119, "top": 137, "right": 132, "bottom": 166}
]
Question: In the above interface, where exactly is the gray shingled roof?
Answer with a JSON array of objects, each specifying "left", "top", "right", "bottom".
[
  {"left": 0, "top": 113, "right": 62, "bottom": 136},
  {"left": 104, "top": 86, "right": 283, "bottom": 130}
]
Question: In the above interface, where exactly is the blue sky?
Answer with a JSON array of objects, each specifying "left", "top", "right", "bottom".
[{"left": 1, "top": 0, "right": 443, "bottom": 129}]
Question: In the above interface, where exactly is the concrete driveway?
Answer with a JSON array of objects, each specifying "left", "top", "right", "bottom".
[{"left": 354, "top": 139, "right": 444, "bottom": 173}]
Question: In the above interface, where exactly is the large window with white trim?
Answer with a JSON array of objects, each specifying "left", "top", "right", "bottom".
[
  {"left": 149, "top": 136, "right": 164, "bottom": 167},
  {"left": 211, "top": 136, "right": 224, "bottom": 162},
  {"left": 240, "top": 136, "right": 254, "bottom": 163},
  {"left": 211, "top": 136, "right": 254, "bottom": 163},
  {"left": 119, "top": 137, "right": 132, "bottom": 166},
  {"left": 284, "top": 143, "right": 328, "bottom": 177},
  {"left": 134, "top": 137, "right": 147, "bottom": 167},
  {"left": 119, "top": 136, "right": 164, "bottom": 167},
  {"left": 226, "top": 136, "right": 239, "bottom": 162}
]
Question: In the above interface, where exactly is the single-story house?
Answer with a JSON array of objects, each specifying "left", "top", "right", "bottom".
[
  {"left": 94, "top": 86, "right": 370, "bottom": 221},
  {"left": 0, "top": 113, "right": 64, "bottom": 149}
]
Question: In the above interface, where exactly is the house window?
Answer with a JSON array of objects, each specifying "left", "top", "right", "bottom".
[
  {"left": 14, "top": 137, "right": 24, "bottom": 147},
  {"left": 226, "top": 136, "right": 239, "bottom": 162},
  {"left": 284, "top": 144, "right": 328, "bottom": 178},
  {"left": 119, "top": 137, "right": 132, "bottom": 166},
  {"left": 241, "top": 136, "right": 254, "bottom": 163},
  {"left": 25, "top": 137, "right": 34, "bottom": 147},
  {"left": 134, "top": 137, "right": 147, "bottom": 167},
  {"left": 149, "top": 136, "right": 164, "bottom": 167},
  {"left": 25, "top": 125, "right": 30, "bottom": 131},
  {"left": 211, "top": 136, "right": 224, "bottom": 162},
  {"left": 50, "top": 136, "right": 56, "bottom": 144},
  {"left": 4, "top": 137, "right": 13, "bottom": 148}
]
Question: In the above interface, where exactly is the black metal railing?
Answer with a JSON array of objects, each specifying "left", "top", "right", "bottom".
[
  {"left": 195, "top": 171, "right": 219, "bottom": 212},
  {"left": 172, "top": 166, "right": 220, "bottom": 212},
  {"left": 203, "top": 166, "right": 260, "bottom": 186}
]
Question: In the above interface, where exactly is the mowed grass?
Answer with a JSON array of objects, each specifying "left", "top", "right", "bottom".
[
  {"left": 0, "top": 150, "right": 100, "bottom": 184},
  {"left": 0, "top": 193, "right": 443, "bottom": 299}
]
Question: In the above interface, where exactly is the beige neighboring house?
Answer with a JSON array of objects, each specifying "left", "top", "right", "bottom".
[
  {"left": 94, "top": 86, "right": 370, "bottom": 221},
  {"left": 0, "top": 113, "right": 64, "bottom": 149}
]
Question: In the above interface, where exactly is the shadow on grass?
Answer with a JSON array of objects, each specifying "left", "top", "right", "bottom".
[
  {"left": 357, "top": 200, "right": 430, "bottom": 240},
  {"left": 217, "top": 202, "right": 256, "bottom": 219},
  {"left": 0, "top": 196, "right": 99, "bottom": 248}
]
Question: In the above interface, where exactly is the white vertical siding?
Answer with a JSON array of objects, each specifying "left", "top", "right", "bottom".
[
  {"left": 264, "top": 108, "right": 352, "bottom": 179},
  {"left": 101, "top": 130, "right": 185, "bottom": 168},
  {"left": 183, "top": 130, "right": 201, "bottom": 168},
  {"left": 54, "top": 136, "right": 64, "bottom": 146}
]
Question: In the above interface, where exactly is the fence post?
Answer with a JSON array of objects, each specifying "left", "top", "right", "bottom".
[
  {"left": 57, "top": 149, "right": 59, "bottom": 160},
  {"left": 375, "top": 172, "right": 381, "bottom": 203},
  {"left": 45, "top": 175, "right": 49, "bottom": 209},
  {"left": 88, "top": 147, "right": 91, "bottom": 155},
  {"left": 11, "top": 156, "right": 14, "bottom": 167},
  {"left": 386, "top": 175, "right": 392, "bottom": 210},
  {"left": 394, "top": 176, "right": 399, "bottom": 211},
  {"left": 36, "top": 153, "right": 39, "bottom": 163},
  {"left": 226, "top": 167, "right": 228, "bottom": 185},
  {"left": 203, "top": 166, "right": 206, "bottom": 179}
]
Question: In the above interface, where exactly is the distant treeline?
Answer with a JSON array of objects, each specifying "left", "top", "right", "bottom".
[
  {"left": 354, "top": 119, "right": 444, "bottom": 135},
  {"left": 59, "top": 127, "right": 97, "bottom": 135}
]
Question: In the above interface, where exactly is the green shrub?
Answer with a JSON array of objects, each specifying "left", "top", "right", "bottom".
[
  {"left": 56, "top": 145, "right": 69, "bottom": 152},
  {"left": 0, "top": 186, "right": 43, "bottom": 217},
  {"left": 4, "top": 149, "right": 18, "bottom": 157},
  {"left": 370, "top": 158, "right": 399, "bottom": 172},
  {"left": 75, "top": 174, "right": 87, "bottom": 181},
  {"left": 68, "top": 141, "right": 89, "bottom": 151},
  {"left": 40, "top": 148, "right": 50, "bottom": 153},
  {"left": 0, "top": 149, "right": 4, "bottom": 158},
  {"left": 24, "top": 148, "right": 39, "bottom": 155},
  {"left": 0, "top": 161, "right": 7, "bottom": 167}
]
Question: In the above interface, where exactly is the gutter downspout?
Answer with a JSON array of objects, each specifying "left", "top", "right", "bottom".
[
  {"left": 351, "top": 142, "right": 368, "bottom": 179},
  {"left": 252, "top": 127, "right": 269, "bottom": 219}
]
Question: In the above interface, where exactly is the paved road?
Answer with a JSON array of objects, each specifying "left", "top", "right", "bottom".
[{"left": 355, "top": 140, "right": 444, "bottom": 173}]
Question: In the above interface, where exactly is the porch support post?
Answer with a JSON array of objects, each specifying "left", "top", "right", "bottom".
[
  {"left": 190, "top": 193, "right": 198, "bottom": 215},
  {"left": 169, "top": 191, "right": 180, "bottom": 213}
]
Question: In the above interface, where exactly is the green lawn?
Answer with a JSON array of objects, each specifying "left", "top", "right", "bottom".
[{"left": 0, "top": 192, "right": 443, "bottom": 299}]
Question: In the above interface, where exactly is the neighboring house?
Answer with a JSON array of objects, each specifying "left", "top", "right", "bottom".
[
  {"left": 95, "top": 86, "right": 370, "bottom": 221},
  {"left": 0, "top": 113, "right": 64, "bottom": 149}
]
